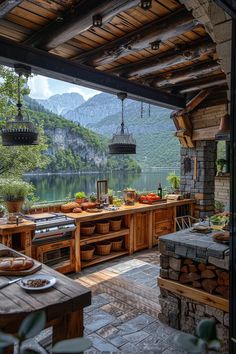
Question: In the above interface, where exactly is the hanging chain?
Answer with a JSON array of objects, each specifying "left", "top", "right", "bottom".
[
  {"left": 17, "top": 73, "right": 21, "bottom": 106},
  {"left": 141, "top": 101, "right": 143, "bottom": 118},
  {"left": 148, "top": 103, "right": 151, "bottom": 117},
  {"left": 121, "top": 97, "right": 125, "bottom": 134}
]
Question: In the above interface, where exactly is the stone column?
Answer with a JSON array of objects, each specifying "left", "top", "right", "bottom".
[{"left": 180, "top": 141, "right": 216, "bottom": 218}]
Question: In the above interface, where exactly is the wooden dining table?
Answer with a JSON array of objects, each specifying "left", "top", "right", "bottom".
[{"left": 0, "top": 244, "right": 91, "bottom": 352}]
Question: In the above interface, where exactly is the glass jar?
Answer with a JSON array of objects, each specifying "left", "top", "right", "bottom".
[{"left": 123, "top": 189, "right": 136, "bottom": 206}]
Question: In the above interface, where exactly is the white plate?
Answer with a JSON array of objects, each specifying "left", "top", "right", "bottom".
[{"left": 19, "top": 274, "right": 56, "bottom": 291}]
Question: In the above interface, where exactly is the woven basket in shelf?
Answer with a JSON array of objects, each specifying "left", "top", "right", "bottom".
[
  {"left": 96, "top": 221, "right": 110, "bottom": 234},
  {"left": 110, "top": 218, "right": 122, "bottom": 231},
  {"left": 80, "top": 223, "right": 95, "bottom": 236},
  {"left": 96, "top": 241, "right": 112, "bottom": 255},
  {"left": 111, "top": 238, "right": 123, "bottom": 251},
  {"left": 81, "top": 245, "right": 95, "bottom": 261}
]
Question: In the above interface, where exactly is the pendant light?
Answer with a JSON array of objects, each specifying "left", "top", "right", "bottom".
[
  {"left": 108, "top": 92, "right": 136, "bottom": 154},
  {"left": 1, "top": 65, "right": 38, "bottom": 146}
]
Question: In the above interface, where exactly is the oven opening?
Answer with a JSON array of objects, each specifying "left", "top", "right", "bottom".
[{"left": 43, "top": 247, "right": 70, "bottom": 268}]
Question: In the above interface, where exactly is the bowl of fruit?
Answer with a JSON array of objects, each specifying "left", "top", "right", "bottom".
[{"left": 139, "top": 193, "right": 164, "bottom": 204}]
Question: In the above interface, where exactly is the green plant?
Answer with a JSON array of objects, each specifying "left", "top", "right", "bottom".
[
  {"left": 216, "top": 158, "right": 227, "bottom": 174},
  {"left": 0, "top": 178, "right": 34, "bottom": 201},
  {"left": 0, "top": 311, "right": 91, "bottom": 354},
  {"left": 166, "top": 172, "right": 180, "bottom": 191},
  {"left": 174, "top": 319, "right": 221, "bottom": 353},
  {"left": 75, "top": 191, "right": 86, "bottom": 199},
  {"left": 90, "top": 193, "right": 97, "bottom": 202},
  {"left": 214, "top": 200, "right": 225, "bottom": 213},
  {"left": 108, "top": 189, "right": 114, "bottom": 196}
]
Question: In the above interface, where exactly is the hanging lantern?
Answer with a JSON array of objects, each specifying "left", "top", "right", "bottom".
[
  {"left": 1, "top": 65, "right": 38, "bottom": 146},
  {"left": 109, "top": 92, "right": 136, "bottom": 154},
  {"left": 140, "top": 0, "right": 152, "bottom": 10},
  {"left": 93, "top": 14, "right": 102, "bottom": 27}
]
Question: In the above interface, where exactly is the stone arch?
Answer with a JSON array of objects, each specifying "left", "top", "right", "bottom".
[{"left": 180, "top": 0, "right": 232, "bottom": 89}]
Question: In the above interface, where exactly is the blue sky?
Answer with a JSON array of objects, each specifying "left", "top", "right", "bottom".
[{"left": 28, "top": 74, "right": 101, "bottom": 101}]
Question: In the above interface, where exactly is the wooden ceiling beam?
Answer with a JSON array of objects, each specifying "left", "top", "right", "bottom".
[
  {"left": 0, "top": 36, "right": 185, "bottom": 110},
  {"left": 177, "top": 75, "right": 227, "bottom": 93},
  {"left": 0, "top": 0, "right": 23, "bottom": 18},
  {"left": 110, "top": 39, "right": 216, "bottom": 79},
  {"left": 150, "top": 61, "right": 221, "bottom": 88},
  {"left": 24, "top": 0, "right": 142, "bottom": 50},
  {"left": 73, "top": 8, "right": 200, "bottom": 67}
]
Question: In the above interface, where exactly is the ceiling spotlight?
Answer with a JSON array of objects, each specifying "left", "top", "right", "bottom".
[
  {"left": 151, "top": 40, "right": 161, "bottom": 50},
  {"left": 93, "top": 14, "right": 102, "bottom": 27},
  {"left": 140, "top": 0, "right": 152, "bottom": 10}
]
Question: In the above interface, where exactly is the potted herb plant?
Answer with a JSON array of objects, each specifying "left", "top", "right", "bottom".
[
  {"left": 166, "top": 172, "right": 180, "bottom": 193},
  {"left": 0, "top": 178, "right": 34, "bottom": 213},
  {"left": 75, "top": 191, "right": 87, "bottom": 204}
]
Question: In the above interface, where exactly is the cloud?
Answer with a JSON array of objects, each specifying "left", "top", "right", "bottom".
[
  {"left": 67, "top": 85, "right": 100, "bottom": 100},
  {"left": 28, "top": 75, "right": 52, "bottom": 99}
]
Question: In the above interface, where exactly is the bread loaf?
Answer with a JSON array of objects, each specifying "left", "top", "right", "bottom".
[{"left": 0, "top": 257, "right": 34, "bottom": 271}]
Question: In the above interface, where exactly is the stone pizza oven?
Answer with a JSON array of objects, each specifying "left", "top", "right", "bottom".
[{"left": 158, "top": 230, "right": 229, "bottom": 353}]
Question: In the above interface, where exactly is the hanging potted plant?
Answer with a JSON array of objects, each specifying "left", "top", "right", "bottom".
[{"left": 0, "top": 178, "right": 34, "bottom": 213}]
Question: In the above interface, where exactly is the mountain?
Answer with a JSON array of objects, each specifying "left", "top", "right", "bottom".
[
  {"left": 26, "top": 97, "right": 141, "bottom": 173},
  {"left": 89, "top": 101, "right": 180, "bottom": 168},
  {"left": 64, "top": 92, "right": 133, "bottom": 125},
  {"left": 34, "top": 92, "right": 180, "bottom": 168},
  {"left": 37, "top": 92, "right": 85, "bottom": 116}
]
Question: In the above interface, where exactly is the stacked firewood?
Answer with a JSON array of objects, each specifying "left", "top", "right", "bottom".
[{"left": 160, "top": 255, "right": 229, "bottom": 299}]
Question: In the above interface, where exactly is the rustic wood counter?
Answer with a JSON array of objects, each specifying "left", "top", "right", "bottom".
[
  {"left": 66, "top": 199, "right": 194, "bottom": 222},
  {"left": 0, "top": 244, "right": 91, "bottom": 347}
]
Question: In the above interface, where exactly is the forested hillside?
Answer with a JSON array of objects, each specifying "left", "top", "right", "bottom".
[{"left": 26, "top": 97, "right": 141, "bottom": 173}]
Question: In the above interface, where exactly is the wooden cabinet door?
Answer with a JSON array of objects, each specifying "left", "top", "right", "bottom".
[{"left": 134, "top": 212, "right": 149, "bottom": 251}]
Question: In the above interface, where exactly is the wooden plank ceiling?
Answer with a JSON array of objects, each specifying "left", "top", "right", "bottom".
[{"left": 0, "top": 0, "right": 227, "bottom": 105}]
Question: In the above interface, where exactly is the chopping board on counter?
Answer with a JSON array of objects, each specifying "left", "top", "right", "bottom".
[{"left": 0, "top": 248, "right": 41, "bottom": 276}]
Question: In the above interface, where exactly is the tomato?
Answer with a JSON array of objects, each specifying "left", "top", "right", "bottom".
[
  {"left": 140, "top": 195, "right": 147, "bottom": 201},
  {"left": 148, "top": 193, "right": 156, "bottom": 197}
]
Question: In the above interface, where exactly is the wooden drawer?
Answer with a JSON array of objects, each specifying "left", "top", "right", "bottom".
[
  {"left": 153, "top": 221, "right": 173, "bottom": 246},
  {"left": 153, "top": 208, "right": 173, "bottom": 223}
]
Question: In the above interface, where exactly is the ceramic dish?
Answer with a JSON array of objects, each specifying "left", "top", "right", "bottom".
[{"left": 19, "top": 274, "right": 56, "bottom": 291}]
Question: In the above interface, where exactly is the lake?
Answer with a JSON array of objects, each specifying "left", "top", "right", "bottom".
[{"left": 24, "top": 169, "right": 179, "bottom": 202}]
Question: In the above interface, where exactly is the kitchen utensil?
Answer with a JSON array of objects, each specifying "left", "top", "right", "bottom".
[{"left": 0, "top": 277, "right": 21, "bottom": 289}]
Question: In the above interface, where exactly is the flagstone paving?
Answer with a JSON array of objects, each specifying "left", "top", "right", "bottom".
[{"left": 72, "top": 249, "right": 188, "bottom": 353}]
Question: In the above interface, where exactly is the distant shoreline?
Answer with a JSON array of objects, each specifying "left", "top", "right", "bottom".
[{"left": 24, "top": 167, "right": 179, "bottom": 176}]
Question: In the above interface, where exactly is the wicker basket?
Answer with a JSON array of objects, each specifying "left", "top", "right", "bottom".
[
  {"left": 111, "top": 238, "right": 123, "bottom": 251},
  {"left": 81, "top": 245, "right": 95, "bottom": 261},
  {"left": 96, "top": 241, "right": 112, "bottom": 255},
  {"left": 96, "top": 221, "right": 110, "bottom": 234},
  {"left": 80, "top": 223, "right": 95, "bottom": 236},
  {"left": 110, "top": 218, "right": 122, "bottom": 231}
]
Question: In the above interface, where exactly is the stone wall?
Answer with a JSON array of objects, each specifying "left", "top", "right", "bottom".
[
  {"left": 180, "top": 140, "right": 216, "bottom": 218},
  {"left": 159, "top": 288, "right": 229, "bottom": 354},
  {"left": 215, "top": 176, "right": 230, "bottom": 208}
]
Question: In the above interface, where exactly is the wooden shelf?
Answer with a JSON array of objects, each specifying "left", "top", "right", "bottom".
[
  {"left": 158, "top": 277, "right": 229, "bottom": 312},
  {"left": 80, "top": 228, "right": 129, "bottom": 246},
  {"left": 81, "top": 250, "right": 129, "bottom": 268}
]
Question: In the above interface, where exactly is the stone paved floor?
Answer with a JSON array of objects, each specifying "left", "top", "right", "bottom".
[
  {"left": 29, "top": 249, "right": 187, "bottom": 353},
  {"left": 71, "top": 249, "right": 187, "bottom": 353}
]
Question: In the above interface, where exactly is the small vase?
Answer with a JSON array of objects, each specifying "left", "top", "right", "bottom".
[{"left": 5, "top": 199, "right": 24, "bottom": 213}]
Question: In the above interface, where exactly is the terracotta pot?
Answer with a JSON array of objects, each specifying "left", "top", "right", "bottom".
[
  {"left": 75, "top": 198, "right": 86, "bottom": 204},
  {"left": 5, "top": 199, "right": 24, "bottom": 213}
]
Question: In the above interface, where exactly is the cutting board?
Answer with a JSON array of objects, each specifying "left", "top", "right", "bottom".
[{"left": 0, "top": 249, "right": 41, "bottom": 276}]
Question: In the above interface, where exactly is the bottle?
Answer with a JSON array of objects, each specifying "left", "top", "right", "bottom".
[{"left": 158, "top": 183, "right": 162, "bottom": 199}]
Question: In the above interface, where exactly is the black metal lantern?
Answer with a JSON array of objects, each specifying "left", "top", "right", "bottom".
[
  {"left": 140, "top": 0, "right": 152, "bottom": 10},
  {"left": 1, "top": 65, "right": 38, "bottom": 146},
  {"left": 93, "top": 14, "right": 102, "bottom": 27},
  {"left": 109, "top": 92, "right": 136, "bottom": 154}
]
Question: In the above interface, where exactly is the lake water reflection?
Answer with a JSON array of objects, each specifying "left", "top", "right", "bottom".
[{"left": 24, "top": 169, "right": 179, "bottom": 202}]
